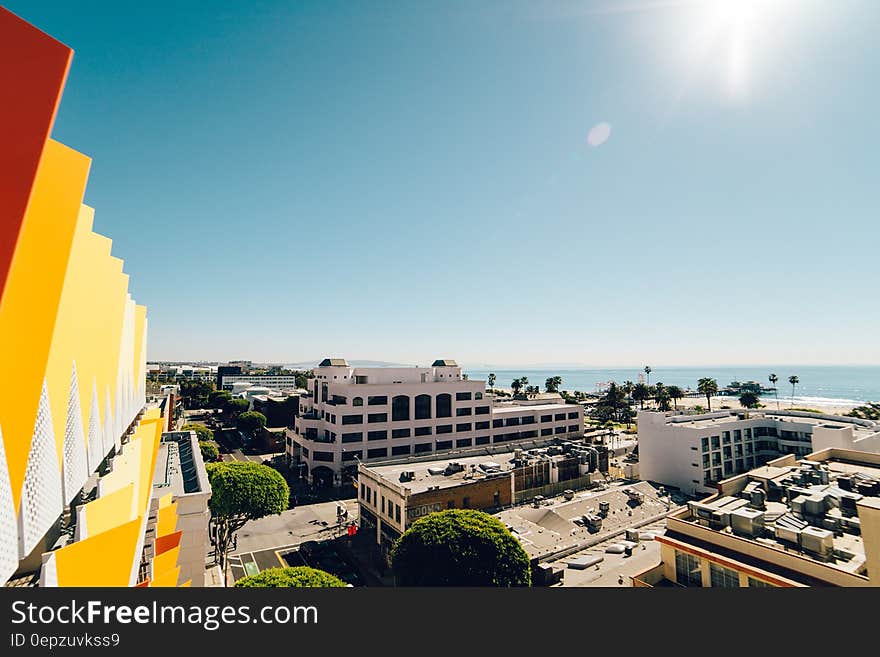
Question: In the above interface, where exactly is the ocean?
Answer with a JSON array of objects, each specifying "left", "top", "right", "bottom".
[{"left": 462, "top": 366, "right": 880, "bottom": 407}]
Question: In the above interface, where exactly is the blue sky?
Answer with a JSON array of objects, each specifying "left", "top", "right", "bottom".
[{"left": 11, "top": 1, "right": 880, "bottom": 367}]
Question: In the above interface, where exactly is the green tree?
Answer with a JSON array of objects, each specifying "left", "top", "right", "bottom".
[
  {"left": 234, "top": 566, "right": 346, "bottom": 588},
  {"left": 644, "top": 365, "right": 652, "bottom": 387},
  {"left": 511, "top": 378, "right": 523, "bottom": 396},
  {"left": 654, "top": 382, "right": 671, "bottom": 411},
  {"left": 199, "top": 441, "right": 220, "bottom": 462},
  {"left": 769, "top": 373, "right": 780, "bottom": 410},
  {"left": 525, "top": 385, "right": 539, "bottom": 397},
  {"left": 632, "top": 383, "right": 650, "bottom": 409},
  {"left": 545, "top": 376, "right": 563, "bottom": 393},
  {"left": 209, "top": 390, "right": 232, "bottom": 409},
  {"left": 487, "top": 373, "right": 496, "bottom": 392},
  {"left": 182, "top": 422, "right": 213, "bottom": 442},
  {"left": 178, "top": 380, "right": 214, "bottom": 409},
  {"left": 224, "top": 397, "right": 249, "bottom": 421},
  {"left": 788, "top": 375, "right": 799, "bottom": 407},
  {"left": 667, "top": 385, "right": 684, "bottom": 410},
  {"left": 237, "top": 411, "right": 267, "bottom": 434},
  {"left": 390, "top": 509, "right": 530, "bottom": 586},
  {"left": 294, "top": 371, "right": 312, "bottom": 390},
  {"left": 739, "top": 392, "right": 760, "bottom": 409},
  {"left": 206, "top": 462, "right": 289, "bottom": 580},
  {"left": 622, "top": 381, "right": 635, "bottom": 398},
  {"left": 697, "top": 377, "right": 719, "bottom": 412}
]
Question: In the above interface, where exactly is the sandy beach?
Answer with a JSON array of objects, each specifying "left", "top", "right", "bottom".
[{"left": 663, "top": 395, "right": 855, "bottom": 417}]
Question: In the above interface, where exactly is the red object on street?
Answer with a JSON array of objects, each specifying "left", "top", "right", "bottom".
[{"left": 347, "top": 524, "right": 357, "bottom": 536}]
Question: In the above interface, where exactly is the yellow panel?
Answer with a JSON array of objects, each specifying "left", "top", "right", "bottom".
[
  {"left": 53, "top": 517, "right": 141, "bottom": 586},
  {"left": 178, "top": 579, "right": 191, "bottom": 588},
  {"left": 81, "top": 483, "right": 135, "bottom": 537},
  {"left": 0, "top": 139, "right": 90, "bottom": 508},
  {"left": 132, "top": 304, "right": 147, "bottom": 391},
  {"left": 156, "top": 501, "right": 179, "bottom": 538},
  {"left": 155, "top": 491, "right": 172, "bottom": 508},
  {"left": 150, "top": 566, "right": 180, "bottom": 588},
  {"left": 142, "top": 407, "right": 161, "bottom": 421},
  {"left": 153, "top": 545, "right": 179, "bottom": 573}
]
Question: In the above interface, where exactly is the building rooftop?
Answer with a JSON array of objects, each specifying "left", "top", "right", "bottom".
[
  {"left": 662, "top": 409, "right": 877, "bottom": 432},
  {"left": 431, "top": 359, "right": 458, "bottom": 367},
  {"left": 363, "top": 452, "right": 520, "bottom": 495},
  {"left": 671, "top": 453, "right": 880, "bottom": 578},
  {"left": 318, "top": 358, "right": 349, "bottom": 367},
  {"left": 152, "top": 431, "right": 208, "bottom": 497},
  {"left": 492, "top": 402, "right": 578, "bottom": 414}
]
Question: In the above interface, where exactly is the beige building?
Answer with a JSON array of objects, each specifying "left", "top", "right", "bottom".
[
  {"left": 290, "top": 358, "right": 584, "bottom": 486},
  {"left": 633, "top": 448, "right": 880, "bottom": 587}
]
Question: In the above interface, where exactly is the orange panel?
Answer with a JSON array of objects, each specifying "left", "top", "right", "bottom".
[
  {"left": 155, "top": 530, "right": 182, "bottom": 556},
  {"left": 0, "top": 7, "right": 72, "bottom": 299}
]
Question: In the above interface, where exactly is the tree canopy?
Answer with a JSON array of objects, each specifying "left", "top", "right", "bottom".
[
  {"left": 545, "top": 376, "right": 562, "bottom": 393},
  {"left": 390, "top": 509, "right": 530, "bottom": 587},
  {"left": 234, "top": 566, "right": 346, "bottom": 588},
  {"left": 237, "top": 411, "right": 267, "bottom": 433},
  {"left": 697, "top": 377, "right": 719, "bottom": 411},
  {"left": 206, "top": 461, "right": 289, "bottom": 573},
  {"left": 224, "top": 397, "right": 250, "bottom": 419},
  {"left": 182, "top": 422, "right": 213, "bottom": 442},
  {"left": 209, "top": 390, "right": 232, "bottom": 409},
  {"left": 199, "top": 440, "right": 220, "bottom": 462},
  {"left": 739, "top": 392, "right": 761, "bottom": 409}
]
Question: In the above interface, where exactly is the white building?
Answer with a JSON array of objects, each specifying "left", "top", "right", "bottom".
[
  {"left": 288, "top": 358, "right": 585, "bottom": 486},
  {"left": 220, "top": 374, "right": 298, "bottom": 391},
  {"left": 638, "top": 409, "right": 880, "bottom": 497}
]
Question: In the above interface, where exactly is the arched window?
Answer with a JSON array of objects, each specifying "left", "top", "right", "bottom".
[
  {"left": 392, "top": 395, "right": 410, "bottom": 421},
  {"left": 436, "top": 393, "right": 452, "bottom": 418},
  {"left": 415, "top": 394, "right": 431, "bottom": 420},
  {"left": 353, "top": 397, "right": 364, "bottom": 407}
]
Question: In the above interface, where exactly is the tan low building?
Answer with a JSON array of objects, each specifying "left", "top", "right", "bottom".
[{"left": 633, "top": 448, "right": 880, "bottom": 587}]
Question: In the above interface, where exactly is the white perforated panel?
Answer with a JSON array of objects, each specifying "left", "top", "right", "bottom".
[
  {"left": 0, "top": 426, "right": 20, "bottom": 585},
  {"left": 62, "top": 362, "right": 88, "bottom": 504},
  {"left": 86, "top": 380, "right": 103, "bottom": 473},
  {"left": 18, "top": 381, "right": 64, "bottom": 558},
  {"left": 102, "top": 387, "right": 114, "bottom": 457}
]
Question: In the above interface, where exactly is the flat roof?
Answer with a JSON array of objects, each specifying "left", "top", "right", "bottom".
[
  {"left": 662, "top": 410, "right": 878, "bottom": 437},
  {"left": 152, "top": 431, "right": 207, "bottom": 497},
  {"left": 492, "top": 403, "right": 578, "bottom": 414},
  {"left": 674, "top": 456, "right": 880, "bottom": 577},
  {"left": 362, "top": 452, "right": 518, "bottom": 494}
]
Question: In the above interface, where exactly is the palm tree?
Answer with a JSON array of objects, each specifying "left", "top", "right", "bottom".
[
  {"left": 632, "top": 383, "right": 650, "bottom": 409},
  {"left": 545, "top": 376, "right": 563, "bottom": 393},
  {"left": 788, "top": 375, "right": 799, "bottom": 407},
  {"left": 622, "top": 381, "right": 635, "bottom": 399},
  {"left": 520, "top": 376, "right": 529, "bottom": 393},
  {"left": 739, "top": 391, "right": 760, "bottom": 409},
  {"left": 644, "top": 366, "right": 652, "bottom": 387},
  {"left": 511, "top": 378, "right": 522, "bottom": 396},
  {"left": 667, "top": 385, "right": 684, "bottom": 410},
  {"left": 488, "top": 372, "right": 496, "bottom": 393},
  {"left": 768, "top": 373, "right": 779, "bottom": 410},
  {"left": 655, "top": 383, "right": 671, "bottom": 411},
  {"left": 697, "top": 377, "right": 719, "bottom": 412}
]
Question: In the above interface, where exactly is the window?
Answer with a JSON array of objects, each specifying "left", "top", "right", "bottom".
[
  {"left": 475, "top": 421, "right": 490, "bottom": 430},
  {"left": 360, "top": 483, "right": 366, "bottom": 499},
  {"left": 414, "top": 443, "right": 432, "bottom": 454},
  {"left": 414, "top": 394, "right": 431, "bottom": 420},
  {"left": 710, "top": 563, "right": 739, "bottom": 588},
  {"left": 541, "top": 428, "right": 553, "bottom": 436},
  {"left": 711, "top": 436, "right": 720, "bottom": 449},
  {"left": 392, "top": 428, "right": 411, "bottom": 439},
  {"left": 568, "top": 411, "right": 579, "bottom": 420},
  {"left": 475, "top": 436, "right": 490, "bottom": 445},
  {"left": 520, "top": 416, "right": 535, "bottom": 425},
  {"left": 456, "top": 423, "right": 472, "bottom": 432},
  {"left": 368, "top": 395, "right": 388, "bottom": 406},
  {"left": 722, "top": 432, "right": 731, "bottom": 444},
  {"left": 701, "top": 437, "right": 709, "bottom": 452},
  {"left": 555, "top": 413, "right": 566, "bottom": 421},
  {"left": 492, "top": 419, "right": 503, "bottom": 428},
  {"left": 456, "top": 392, "right": 472, "bottom": 401},
  {"left": 745, "top": 428, "right": 753, "bottom": 439},
  {"left": 368, "top": 430, "right": 387, "bottom": 441},
  {"left": 475, "top": 392, "right": 483, "bottom": 400},
  {"left": 436, "top": 440, "right": 453, "bottom": 450},
  {"left": 342, "top": 432, "right": 363, "bottom": 443},
  {"left": 675, "top": 551, "right": 703, "bottom": 587},
  {"left": 342, "top": 451, "right": 361, "bottom": 461},
  {"left": 554, "top": 426, "right": 566, "bottom": 434},
  {"left": 748, "top": 577, "right": 771, "bottom": 588},
  {"left": 702, "top": 454, "right": 710, "bottom": 468},
  {"left": 723, "top": 446, "right": 732, "bottom": 460},
  {"left": 456, "top": 407, "right": 472, "bottom": 417},
  {"left": 355, "top": 376, "right": 367, "bottom": 385},
  {"left": 541, "top": 415, "right": 552, "bottom": 422},
  {"left": 437, "top": 424, "right": 453, "bottom": 434},
  {"left": 712, "top": 453, "right": 721, "bottom": 466},
  {"left": 414, "top": 426, "right": 432, "bottom": 436},
  {"left": 353, "top": 397, "right": 364, "bottom": 407},
  {"left": 392, "top": 395, "right": 410, "bottom": 421},
  {"left": 342, "top": 414, "right": 362, "bottom": 425},
  {"left": 313, "top": 451, "right": 333, "bottom": 462},
  {"left": 475, "top": 406, "right": 490, "bottom": 415},
  {"left": 392, "top": 445, "right": 411, "bottom": 456},
  {"left": 367, "top": 448, "right": 387, "bottom": 459},
  {"left": 301, "top": 447, "right": 309, "bottom": 457},
  {"left": 734, "top": 430, "right": 742, "bottom": 442},
  {"left": 381, "top": 496, "right": 385, "bottom": 514},
  {"left": 456, "top": 438, "right": 472, "bottom": 448},
  {"left": 735, "top": 459, "right": 744, "bottom": 472},
  {"left": 395, "top": 504, "right": 401, "bottom": 523},
  {"left": 713, "top": 468, "right": 722, "bottom": 481},
  {"left": 368, "top": 413, "right": 387, "bottom": 423},
  {"left": 436, "top": 393, "right": 452, "bottom": 418},
  {"left": 505, "top": 417, "right": 520, "bottom": 426},
  {"left": 568, "top": 425, "right": 579, "bottom": 433},
  {"left": 321, "top": 383, "right": 328, "bottom": 402}
]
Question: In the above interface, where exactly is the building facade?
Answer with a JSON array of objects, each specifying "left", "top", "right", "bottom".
[
  {"left": 220, "top": 374, "right": 298, "bottom": 391},
  {"left": 288, "top": 359, "right": 584, "bottom": 486},
  {"left": 633, "top": 448, "right": 880, "bottom": 587},
  {"left": 637, "top": 409, "right": 880, "bottom": 497}
]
